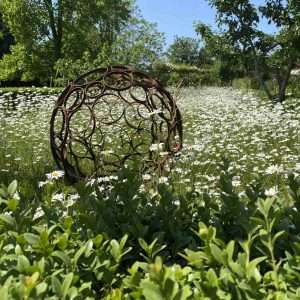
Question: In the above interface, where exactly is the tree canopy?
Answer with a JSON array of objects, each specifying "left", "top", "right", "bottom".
[
  {"left": 0, "top": 11, "right": 13, "bottom": 59},
  {"left": 0, "top": 0, "right": 299, "bottom": 94},
  {"left": 167, "top": 36, "right": 201, "bottom": 66},
  {"left": 207, "top": 0, "right": 300, "bottom": 102},
  {"left": 0, "top": 0, "right": 164, "bottom": 85}
]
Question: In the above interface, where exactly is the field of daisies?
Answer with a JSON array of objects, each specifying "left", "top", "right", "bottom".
[{"left": 1, "top": 86, "right": 300, "bottom": 299}]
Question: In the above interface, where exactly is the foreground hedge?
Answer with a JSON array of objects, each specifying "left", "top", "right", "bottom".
[{"left": 1, "top": 164, "right": 300, "bottom": 299}]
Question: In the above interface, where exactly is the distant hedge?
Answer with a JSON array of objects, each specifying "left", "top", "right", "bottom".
[{"left": 152, "top": 62, "right": 219, "bottom": 86}]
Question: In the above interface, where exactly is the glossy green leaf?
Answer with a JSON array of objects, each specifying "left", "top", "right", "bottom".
[
  {"left": 174, "top": 286, "right": 193, "bottom": 300},
  {"left": 36, "top": 282, "right": 47, "bottom": 296},
  {"left": 24, "top": 233, "right": 39, "bottom": 245},
  {"left": 62, "top": 273, "right": 74, "bottom": 299},
  {"left": 141, "top": 280, "right": 164, "bottom": 300},
  {"left": 0, "top": 214, "right": 16, "bottom": 227},
  {"left": 7, "top": 180, "right": 17, "bottom": 196},
  {"left": 7, "top": 198, "right": 19, "bottom": 211},
  {"left": 52, "top": 276, "right": 63, "bottom": 297},
  {"left": 210, "top": 244, "right": 226, "bottom": 265},
  {"left": 52, "top": 251, "right": 72, "bottom": 268},
  {"left": 17, "top": 255, "right": 30, "bottom": 273}
]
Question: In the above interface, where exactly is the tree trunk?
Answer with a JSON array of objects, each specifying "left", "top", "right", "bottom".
[
  {"left": 248, "top": 41, "right": 273, "bottom": 100},
  {"left": 56, "top": 0, "right": 63, "bottom": 58},
  {"left": 253, "top": 56, "right": 273, "bottom": 100},
  {"left": 277, "top": 58, "right": 294, "bottom": 103},
  {"left": 44, "top": 0, "right": 62, "bottom": 60}
]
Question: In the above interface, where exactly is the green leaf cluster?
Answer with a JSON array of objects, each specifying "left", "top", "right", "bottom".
[{"left": 0, "top": 159, "right": 300, "bottom": 299}]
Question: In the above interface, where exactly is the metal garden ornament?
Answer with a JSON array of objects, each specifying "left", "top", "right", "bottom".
[{"left": 50, "top": 65, "right": 183, "bottom": 182}]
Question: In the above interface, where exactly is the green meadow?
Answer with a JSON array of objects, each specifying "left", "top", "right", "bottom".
[{"left": 1, "top": 87, "right": 300, "bottom": 299}]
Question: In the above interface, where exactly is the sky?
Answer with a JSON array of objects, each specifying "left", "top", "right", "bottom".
[{"left": 137, "top": 0, "right": 278, "bottom": 48}]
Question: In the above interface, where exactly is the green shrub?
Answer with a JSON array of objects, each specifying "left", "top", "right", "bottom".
[
  {"left": 287, "top": 75, "right": 300, "bottom": 97},
  {"left": 1, "top": 162, "right": 300, "bottom": 299},
  {"left": 232, "top": 77, "right": 261, "bottom": 90}
]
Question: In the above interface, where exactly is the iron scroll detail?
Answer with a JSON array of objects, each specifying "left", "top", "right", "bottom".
[{"left": 50, "top": 65, "right": 183, "bottom": 182}]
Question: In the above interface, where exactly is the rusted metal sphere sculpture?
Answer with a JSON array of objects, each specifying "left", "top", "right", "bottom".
[{"left": 50, "top": 65, "right": 183, "bottom": 182}]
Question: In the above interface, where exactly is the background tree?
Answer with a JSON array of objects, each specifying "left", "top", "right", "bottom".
[
  {"left": 0, "top": 11, "right": 13, "bottom": 59},
  {"left": 0, "top": 0, "right": 134, "bottom": 84},
  {"left": 53, "top": 11, "right": 165, "bottom": 85},
  {"left": 167, "top": 36, "right": 201, "bottom": 66},
  {"left": 207, "top": 0, "right": 300, "bottom": 102},
  {"left": 112, "top": 15, "right": 165, "bottom": 70},
  {"left": 195, "top": 22, "right": 245, "bottom": 83},
  {"left": 259, "top": 0, "right": 300, "bottom": 101}
]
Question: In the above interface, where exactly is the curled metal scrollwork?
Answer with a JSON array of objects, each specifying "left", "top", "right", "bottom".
[{"left": 50, "top": 65, "right": 183, "bottom": 182}]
